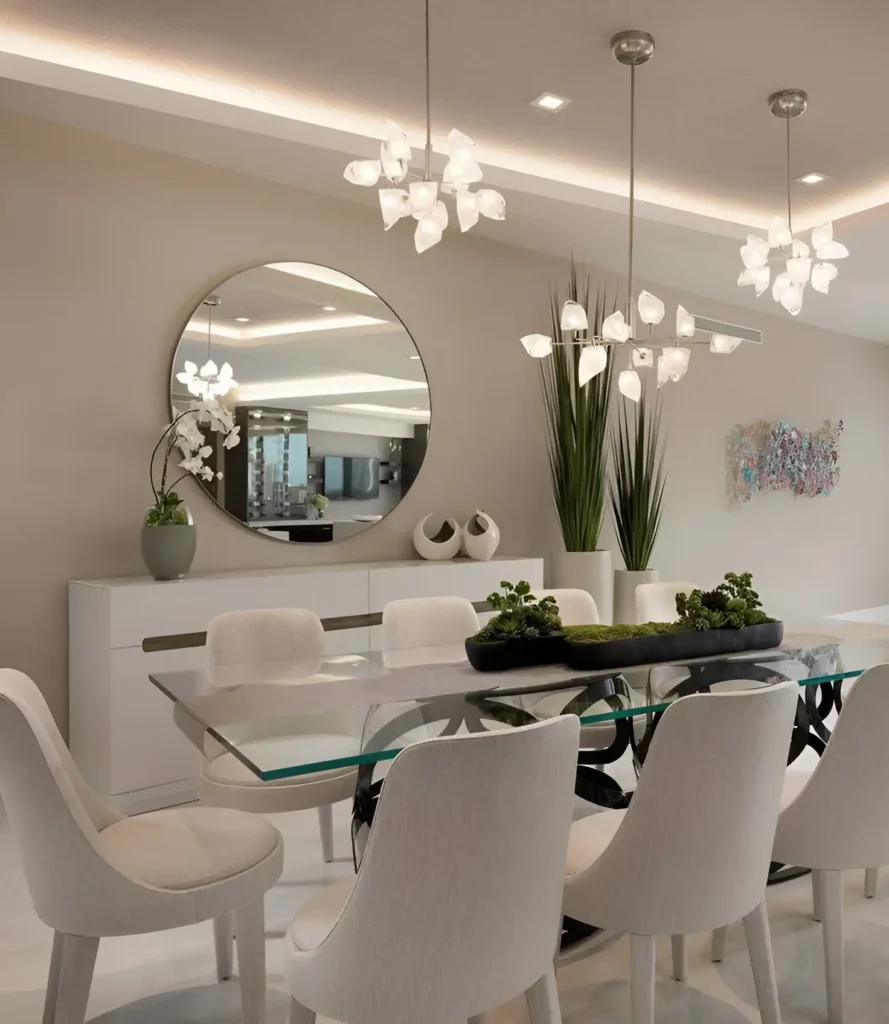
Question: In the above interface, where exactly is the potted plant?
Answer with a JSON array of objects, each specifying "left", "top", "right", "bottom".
[
  {"left": 564, "top": 571, "right": 783, "bottom": 670},
  {"left": 541, "top": 259, "right": 616, "bottom": 622},
  {"left": 465, "top": 580, "right": 565, "bottom": 671},
  {"left": 610, "top": 389, "right": 666, "bottom": 624},
  {"left": 143, "top": 398, "right": 240, "bottom": 580},
  {"left": 308, "top": 492, "right": 330, "bottom": 519}
]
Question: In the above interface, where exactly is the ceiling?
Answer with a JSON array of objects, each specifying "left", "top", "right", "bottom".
[{"left": 1, "top": 0, "right": 887, "bottom": 340}]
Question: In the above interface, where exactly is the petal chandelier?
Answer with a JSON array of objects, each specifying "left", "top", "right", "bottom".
[
  {"left": 343, "top": 0, "right": 505, "bottom": 253},
  {"left": 176, "top": 296, "right": 238, "bottom": 401},
  {"left": 520, "top": 31, "right": 754, "bottom": 402},
  {"left": 738, "top": 90, "right": 848, "bottom": 315}
]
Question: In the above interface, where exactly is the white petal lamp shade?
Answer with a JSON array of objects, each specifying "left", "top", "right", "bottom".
[
  {"left": 656, "top": 354, "right": 670, "bottom": 388},
  {"left": 176, "top": 360, "right": 198, "bottom": 384},
  {"left": 632, "top": 347, "right": 653, "bottom": 368},
  {"left": 710, "top": 333, "right": 741, "bottom": 354},
  {"left": 476, "top": 189, "right": 506, "bottom": 220},
  {"left": 379, "top": 188, "right": 410, "bottom": 229},
  {"left": 618, "top": 369, "right": 642, "bottom": 403},
  {"left": 456, "top": 190, "right": 480, "bottom": 232},
  {"left": 444, "top": 159, "right": 483, "bottom": 187},
  {"left": 200, "top": 359, "right": 218, "bottom": 378},
  {"left": 786, "top": 255, "right": 813, "bottom": 285},
  {"left": 661, "top": 346, "right": 691, "bottom": 382},
  {"left": 779, "top": 281, "right": 804, "bottom": 315},
  {"left": 637, "top": 290, "right": 665, "bottom": 325},
  {"left": 409, "top": 180, "right": 439, "bottom": 214},
  {"left": 741, "top": 234, "right": 770, "bottom": 269},
  {"left": 380, "top": 144, "right": 408, "bottom": 184},
  {"left": 815, "top": 239, "right": 849, "bottom": 260},
  {"left": 414, "top": 214, "right": 444, "bottom": 254},
  {"left": 578, "top": 345, "right": 607, "bottom": 385},
  {"left": 772, "top": 271, "right": 792, "bottom": 302},
  {"left": 344, "top": 159, "right": 383, "bottom": 186},
  {"left": 412, "top": 515, "right": 463, "bottom": 561},
  {"left": 675, "top": 305, "right": 695, "bottom": 338},
  {"left": 384, "top": 120, "right": 412, "bottom": 162},
  {"left": 602, "top": 310, "right": 631, "bottom": 343},
  {"left": 447, "top": 128, "right": 476, "bottom": 167},
  {"left": 811, "top": 222, "right": 833, "bottom": 250},
  {"left": 768, "top": 217, "right": 793, "bottom": 248},
  {"left": 791, "top": 239, "right": 810, "bottom": 258},
  {"left": 520, "top": 333, "right": 553, "bottom": 358},
  {"left": 560, "top": 300, "right": 589, "bottom": 332},
  {"left": 811, "top": 261, "right": 838, "bottom": 294},
  {"left": 432, "top": 200, "right": 449, "bottom": 229}
]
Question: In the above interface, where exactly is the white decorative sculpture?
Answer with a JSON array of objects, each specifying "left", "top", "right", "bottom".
[
  {"left": 461, "top": 510, "right": 501, "bottom": 561},
  {"left": 412, "top": 515, "right": 463, "bottom": 561}
]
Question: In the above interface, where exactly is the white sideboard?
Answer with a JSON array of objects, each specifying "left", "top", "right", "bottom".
[{"left": 69, "top": 556, "right": 543, "bottom": 813}]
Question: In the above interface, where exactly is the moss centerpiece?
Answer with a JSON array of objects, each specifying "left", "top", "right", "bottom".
[{"left": 564, "top": 572, "right": 783, "bottom": 670}]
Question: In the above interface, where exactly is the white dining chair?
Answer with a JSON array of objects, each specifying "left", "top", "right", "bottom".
[
  {"left": 202, "top": 609, "right": 358, "bottom": 979},
  {"left": 635, "top": 581, "right": 696, "bottom": 623},
  {"left": 0, "top": 668, "right": 283, "bottom": 1024},
  {"left": 561, "top": 681, "right": 798, "bottom": 1024},
  {"left": 709, "top": 665, "right": 889, "bottom": 1023},
  {"left": 285, "top": 716, "right": 580, "bottom": 1024},
  {"left": 538, "top": 588, "right": 599, "bottom": 626},
  {"left": 382, "top": 595, "right": 480, "bottom": 649}
]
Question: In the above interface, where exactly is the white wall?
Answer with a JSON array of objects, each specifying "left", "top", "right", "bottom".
[{"left": 1, "top": 110, "right": 888, "bottom": 727}]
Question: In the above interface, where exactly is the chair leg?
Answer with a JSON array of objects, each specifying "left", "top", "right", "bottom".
[
  {"left": 42, "top": 931, "right": 65, "bottom": 1024},
  {"left": 214, "top": 912, "right": 235, "bottom": 981},
  {"left": 317, "top": 804, "right": 334, "bottom": 863},
  {"left": 54, "top": 933, "right": 99, "bottom": 1024},
  {"left": 525, "top": 965, "right": 561, "bottom": 1024},
  {"left": 865, "top": 867, "right": 879, "bottom": 899},
  {"left": 288, "top": 997, "right": 317, "bottom": 1024},
  {"left": 670, "top": 935, "right": 687, "bottom": 982},
  {"left": 235, "top": 900, "right": 267, "bottom": 1024},
  {"left": 630, "top": 934, "right": 656, "bottom": 1024},
  {"left": 813, "top": 870, "right": 824, "bottom": 922},
  {"left": 821, "top": 870, "right": 845, "bottom": 1024},
  {"left": 742, "top": 900, "right": 781, "bottom": 1024},
  {"left": 711, "top": 925, "right": 728, "bottom": 962}
]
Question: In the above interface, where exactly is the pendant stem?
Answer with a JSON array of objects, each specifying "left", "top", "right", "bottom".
[
  {"left": 785, "top": 116, "right": 793, "bottom": 235},
  {"left": 424, "top": 0, "right": 432, "bottom": 180},
  {"left": 627, "top": 62, "right": 636, "bottom": 337}
]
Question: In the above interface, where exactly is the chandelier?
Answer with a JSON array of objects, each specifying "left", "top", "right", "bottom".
[
  {"left": 738, "top": 90, "right": 848, "bottom": 315},
  {"left": 520, "top": 31, "right": 752, "bottom": 402},
  {"left": 342, "top": 0, "right": 505, "bottom": 254},
  {"left": 176, "top": 295, "right": 237, "bottom": 400}
]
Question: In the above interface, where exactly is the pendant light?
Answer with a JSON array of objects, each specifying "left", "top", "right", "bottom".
[
  {"left": 520, "top": 31, "right": 753, "bottom": 400},
  {"left": 343, "top": 0, "right": 505, "bottom": 253},
  {"left": 176, "top": 295, "right": 237, "bottom": 400},
  {"left": 737, "top": 90, "right": 848, "bottom": 315}
]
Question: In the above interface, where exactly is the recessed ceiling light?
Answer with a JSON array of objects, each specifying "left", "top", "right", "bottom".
[
  {"left": 796, "top": 172, "right": 828, "bottom": 185},
  {"left": 409, "top": 355, "right": 421, "bottom": 360},
  {"left": 234, "top": 316, "right": 251, "bottom": 322},
  {"left": 323, "top": 305, "right": 337, "bottom": 312},
  {"left": 531, "top": 92, "right": 571, "bottom": 112}
]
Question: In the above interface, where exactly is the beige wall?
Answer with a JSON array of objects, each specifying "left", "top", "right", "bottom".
[{"left": 2, "top": 111, "right": 888, "bottom": 728}]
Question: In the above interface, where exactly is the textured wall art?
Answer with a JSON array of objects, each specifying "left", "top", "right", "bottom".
[{"left": 726, "top": 419, "right": 843, "bottom": 504}]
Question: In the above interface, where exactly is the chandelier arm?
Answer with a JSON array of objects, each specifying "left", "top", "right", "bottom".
[
  {"left": 207, "top": 300, "right": 212, "bottom": 365},
  {"left": 424, "top": 0, "right": 432, "bottom": 180},
  {"left": 785, "top": 116, "right": 792, "bottom": 235}
]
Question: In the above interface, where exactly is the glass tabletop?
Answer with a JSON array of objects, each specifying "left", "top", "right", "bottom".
[{"left": 149, "top": 626, "right": 889, "bottom": 782}]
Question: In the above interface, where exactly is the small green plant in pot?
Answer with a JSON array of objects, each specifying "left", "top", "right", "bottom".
[{"left": 466, "top": 581, "right": 565, "bottom": 671}]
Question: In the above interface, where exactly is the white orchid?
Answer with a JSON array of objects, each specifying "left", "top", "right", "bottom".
[{"left": 223, "top": 425, "right": 241, "bottom": 449}]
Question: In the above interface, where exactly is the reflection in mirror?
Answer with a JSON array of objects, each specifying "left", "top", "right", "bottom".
[{"left": 171, "top": 263, "right": 429, "bottom": 543}]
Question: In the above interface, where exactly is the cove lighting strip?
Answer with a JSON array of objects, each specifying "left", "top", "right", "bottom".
[{"left": 235, "top": 373, "right": 429, "bottom": 402}]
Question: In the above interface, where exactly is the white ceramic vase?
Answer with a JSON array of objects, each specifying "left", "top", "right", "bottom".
[
  {"left": 548, "top": 549, "right": 613, "bottom": 625},
  {"left": 412, "top": 515, "right": 463, "bottom": 561},
  {"left": 613, "top": 569, "right": 659, "bottom": 625},
  {"left": 461, "top": 510, "right": 500, "bottom": 561}
]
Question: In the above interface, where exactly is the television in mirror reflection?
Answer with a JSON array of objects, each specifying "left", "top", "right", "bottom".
[{"left": 170, "top": 262, "right": 429, "bottom": 544}]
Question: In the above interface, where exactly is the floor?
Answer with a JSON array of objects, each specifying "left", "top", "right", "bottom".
[{"left": 1, "top": 771, "right": 887, "bottom": 1023}]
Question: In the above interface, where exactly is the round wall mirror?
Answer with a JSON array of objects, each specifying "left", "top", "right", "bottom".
[{"left": 170, "top": 262, "right": 429, "bottom": 543}]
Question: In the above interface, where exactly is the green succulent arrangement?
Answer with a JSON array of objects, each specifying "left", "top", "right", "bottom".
[
  {"left": 675, "top": 572, "right": 775, "bottom": 632},
  {"left": 470, "top": 581, "right": 563, "bottom": 643}
]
